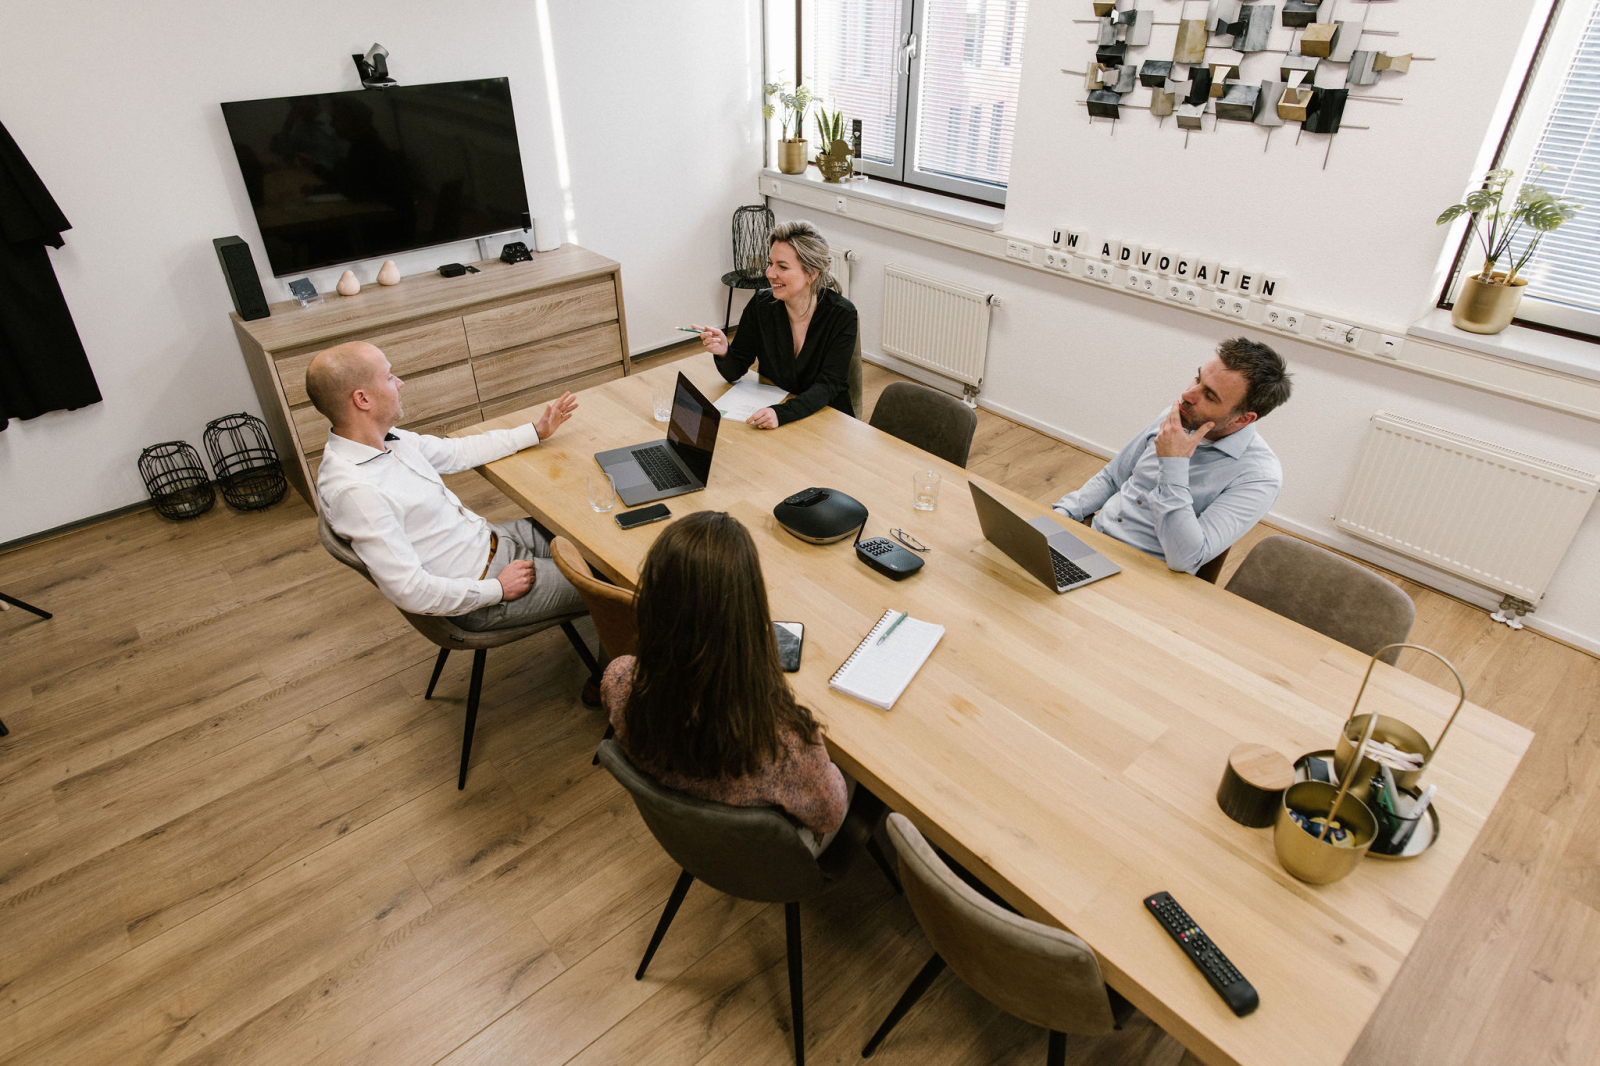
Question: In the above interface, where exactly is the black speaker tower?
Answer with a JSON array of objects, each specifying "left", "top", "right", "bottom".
[{"left": 213, "top": 236, "right": 270, "bottom": 321}]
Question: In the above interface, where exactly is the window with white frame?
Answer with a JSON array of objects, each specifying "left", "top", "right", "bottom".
[
  {"left": 803, "top": 0, "right": 1029, "bottom": 204},
  {"left": 1453, "top": 0, "right": 1600, "bottom": 336}
]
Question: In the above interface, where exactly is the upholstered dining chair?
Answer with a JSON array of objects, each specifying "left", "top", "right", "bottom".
[
  {"left": 596, "top": 739, "right": 893, "bottom": 1066},
  {"left": 1225, "top": 535, "right": 1415, "bottom": 664},
  {"left": 317, "top": 514, "right": 599, "bottom": 789},
  {"left": 868, "top": 381, "right": 978, "bottom": 468},
  {"left": 863, "top": 813, "right": 1134, "bottom": 1065},
  {"left": 551, "top": 535, "right": 638, "bottom": 760}
]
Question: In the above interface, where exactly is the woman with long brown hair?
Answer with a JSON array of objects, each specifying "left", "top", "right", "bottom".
[{"left": 600, "top": 510, "right": 847, "bottom": 836}]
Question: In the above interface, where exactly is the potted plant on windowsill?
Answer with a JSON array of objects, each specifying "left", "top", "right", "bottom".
[
  {"left": 813, "top": 107, "right": 852, "bottom": 183},
  {"left": 1437, "top": 166, "right": 1580, "bottom": 335},
  {"left": 765, "top": 82, "right": 818, "bottom": 175}
]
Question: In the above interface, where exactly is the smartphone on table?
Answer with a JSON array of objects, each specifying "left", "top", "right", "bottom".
[
  {"left": 616, "top": 503, "right": 671, "bottom": 530},
  {"left": 774, "top": 622, "right": 804, "bottom": 672}
]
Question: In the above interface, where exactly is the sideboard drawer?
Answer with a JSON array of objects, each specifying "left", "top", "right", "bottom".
[
  {"left": 470, "top": 323, "right": 621, "bottom": 401},
  {"left": 462, "top": 279, "right": 616, "bottom": 357},
  {"left": 292, "top": 362, "right": 480, "bottom": 455},
  {"left": 276, "top": 318, "right": 470, "bottom": 406}
]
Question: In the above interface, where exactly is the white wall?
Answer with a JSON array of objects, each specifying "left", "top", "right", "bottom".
[
  {"left": 778, "top": 0, "right": 1600, "bottom": 652},
  {"left": 0, "top": 0, "right": 762, "bottom": 543}
]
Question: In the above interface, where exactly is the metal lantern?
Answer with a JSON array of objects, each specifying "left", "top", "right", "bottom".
[
  {"left": 138, "top": 440, "right": 215, "bottom": 520},
  {"left": 203, "top": 412, "right": 287, "bottom": 511}
]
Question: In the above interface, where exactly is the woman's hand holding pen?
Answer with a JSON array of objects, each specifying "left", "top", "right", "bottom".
[{"left": 687, "top": 324, "right": 729, "bottom": 356}]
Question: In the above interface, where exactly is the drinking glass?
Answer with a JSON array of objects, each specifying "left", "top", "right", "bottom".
[
  {"left": 651, "top": 379, "right": 673, "bottom": 422},
  {"left": 913, "top": 469, "right": 942, "bottom": 511},
  {"left": 587, "top": 471, "right": 616, "bottom": 513}
]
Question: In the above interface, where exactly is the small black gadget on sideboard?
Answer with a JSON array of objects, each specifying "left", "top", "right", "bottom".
[
  {"left": 213, "top": 236, "right": 270, "bottom": 320},
  {"left": 773, "top": 487, "right": 868, "bottom": 544},
  {"left": 499, "top": 241, "right": 532, "bottom": 264}
]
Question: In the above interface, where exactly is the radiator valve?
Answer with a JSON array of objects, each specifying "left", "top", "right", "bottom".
[{"left": 1491, "top": 595, "right": 1534, "bottom": 630}]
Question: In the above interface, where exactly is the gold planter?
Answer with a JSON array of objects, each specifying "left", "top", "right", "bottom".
[
  {"left": 777, "top": 139, "right": 810, "bottom": 175},
  {"left": 1452, "top": 272, "right": 1528, "bottom": 335}
]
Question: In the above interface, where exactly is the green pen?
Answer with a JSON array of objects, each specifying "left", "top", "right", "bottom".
[
  {"left": 677, "top": 326, "right": 704, "bottom": 333},
  {"left": 876, "top": 611, "right": 907, "bottom": 646}
]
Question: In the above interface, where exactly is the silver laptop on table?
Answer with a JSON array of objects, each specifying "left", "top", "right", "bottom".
[
  {"left": 969, "top": 482, "right": 1121, "bottom": 593},
  {"left": 594, "top": 372, "right": 722, "bottom": 507}
]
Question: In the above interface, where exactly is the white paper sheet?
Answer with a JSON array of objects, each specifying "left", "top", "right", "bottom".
[{"left": 715, "top": 381, "right": 791, "bottom": 421}]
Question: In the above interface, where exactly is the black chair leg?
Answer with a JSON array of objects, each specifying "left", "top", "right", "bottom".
[
  {"left": 560, "top": 620, "right": 601, "bottom": 680},
  {"left": 785, "top": 901, "right": 805, "bottom": 1066},
  {"left": 457, "top": 649, "right": 487, "bottom": 790},
  {"left": 0, "top": 592, "right": 52, "bottom": 619},
  {"left": 724, "top": 285, "right": 735, "bottom": 332},
  {"left": 0, "top": 718, "right": 8, "bottom": 737},
  {"left": 592, "top": 722, "right": 615, "bottom": 766},
  {"left": 862, "top": 953, "right": 945, "bottom": 1057},
  {"left": 637, "top": 869, "right": 694, "bottom": 980},
  {"left": 1047, "top": 1030, "right": 1066, "bottom": 1066},
  {"left": 425, "top": 648, "right": 450, "bottom": 700},
  {"left": 865, "top": 836, "right": 902, "bottom": 894}
]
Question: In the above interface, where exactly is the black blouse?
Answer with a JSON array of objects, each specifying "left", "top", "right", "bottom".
[{"left": 714, "top": 288, "right": 857, "bottom": 425}]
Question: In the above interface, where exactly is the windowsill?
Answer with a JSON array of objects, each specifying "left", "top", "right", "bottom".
[
  {"left": 759, "top": 166, "right": 1004, "bottom": 231},
  {"left": 1408, "top": 309, "right": 1600, "bottom": 386}
]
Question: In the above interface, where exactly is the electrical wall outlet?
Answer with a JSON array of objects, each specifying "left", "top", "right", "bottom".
[
  {"left": 1126, "top": 270, "right": 1145, "bottom": 291},
  {"left": 1165, "top": 280, "right": 1184, "bottom": 301},
  {"left": 1044, "top": 250, "right": 1059, "bottom": 269},
  {"left": 1341, "top": 326, "right": 1363, "bottom": 347},
  {"left": 763, "top": 178, "right": 784, "bottom": 196},
  {"left": 1004, "top": 240, "right": 1035, "bottom": 263},
  {"left": 1212, "top": 293, "right": 1231, "bottom": 313},
  {"left": 1097, "top": 262, "right": 1115, "bottom": 282},
  {"left": 1181, "top": 285, "right": 1200, "bottom": 305},
  {"left": 1376, "top": 333, "right": 1403, "bottom": 358},
  {"left": 1318, "top": 319, "right": 1351, "bottom": 343},
  {"left": 1227, "top": 297, "right": 1248, "bottom": 317},
  {"left": 1280, "top": 309, "right": 1303, "bottom": 333},
  {"left": 834, "top": 196, "right": 848, "bottom": 214},
  {"left": 1139, "top": 273, "right": 1157, "bottom": 293}
]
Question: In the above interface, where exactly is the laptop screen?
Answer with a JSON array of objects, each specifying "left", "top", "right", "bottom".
[{"left": 666, "top": 373, "right": 720, "bottom": 484}]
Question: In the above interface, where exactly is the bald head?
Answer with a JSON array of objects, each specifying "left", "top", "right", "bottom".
[{"left": 305, "top": 342, "right": 386, "bottom": 423}]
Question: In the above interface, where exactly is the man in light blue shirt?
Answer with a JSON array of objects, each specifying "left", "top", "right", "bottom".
[{"left": 1053, "top": 337, "right": 1292, "bottom": 574}]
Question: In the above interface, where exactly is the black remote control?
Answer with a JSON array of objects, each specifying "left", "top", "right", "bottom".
[
  {"left": 783, "top": 488, "right": 827, "bottom": 506},
  {"left": 1143, "top": 892, "right": 1258, "bottom": 1017}
]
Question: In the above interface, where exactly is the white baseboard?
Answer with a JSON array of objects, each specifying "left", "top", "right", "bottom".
[{"left": 875, "top": 360, "right": 1600, "bottom": 657}]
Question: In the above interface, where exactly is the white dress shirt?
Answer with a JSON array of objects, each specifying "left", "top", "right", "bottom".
[
  {"left": 317, "top": 423, "right": 541, "bottom": 616},
  {"left": 1052, "top": 414, "right": 1281, "bottom": 573}
]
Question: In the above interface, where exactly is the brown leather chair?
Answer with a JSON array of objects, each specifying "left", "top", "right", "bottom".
[
  {"left": 1225, "top": 535, "right": 1415, "bottom": 664},
  {"left": 551, "top": 535, "right": 639, "bottom": 760},
  {"left": 868, "top": 381, "right": 978, "bottom": 467},
  {"left": 864, "top": 814, "right": 1133, "bottom": 1065},
  {"left": 317, "top": 514, "right": 599, "bottom": 789}
]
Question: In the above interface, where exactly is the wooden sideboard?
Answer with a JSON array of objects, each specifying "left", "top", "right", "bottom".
[{"left": 229, "top": 244, "right": 631, "bottom": 506}]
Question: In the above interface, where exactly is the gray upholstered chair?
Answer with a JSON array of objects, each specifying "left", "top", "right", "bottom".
[
  {"left": 868, "top": 381, "right": 978, "bottom": 467},
  {"left": 317, "top": 514, "right": 599, "bottom": 789},
  {"left": 864, "top": 814, "right": 1133, "bottom": 1064},
  {"left": 596, "top": 739, "right": 894, "bottom": 1066},
  {"left": 1225, "top": 534, "right": 1415, "bottom": 665},
  {"left": 848, "top": 329, "right": 864, "bottom": 419}
]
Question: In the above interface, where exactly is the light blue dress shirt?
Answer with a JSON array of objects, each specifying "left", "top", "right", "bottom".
[{"left": 1052, "top": 415, "right": 1282, "bottom": 573}]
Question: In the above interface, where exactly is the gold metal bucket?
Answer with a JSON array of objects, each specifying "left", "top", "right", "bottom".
[
  {"left": 1333, "top": 644, "right": 1466, "bottom": 800},
  {"left": 1275, "top": 717, "right": 1379, "bottom": 884}
]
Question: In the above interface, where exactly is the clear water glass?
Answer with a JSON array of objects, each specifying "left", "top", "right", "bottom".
[
  {"left": 587, "top": 471, "right": 616, "bottom": 513},
  {"left": 913, "top": 469, "right": 942, "bottom": 511},
  {"left": 651, "top": 379, "right": 673, "bottom": 422}
]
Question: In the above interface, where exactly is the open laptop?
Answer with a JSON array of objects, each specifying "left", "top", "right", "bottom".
[
  {"left": 969, "top": 482, "right": 1121, "bottom": 592},
  {"left": 595, "top": 372, "right": 721, "bottom": 507}
]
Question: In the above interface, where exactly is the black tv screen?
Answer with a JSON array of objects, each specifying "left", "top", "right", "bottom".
[{"left": 221, "top": 78, "right": 531, "bottom": 276}]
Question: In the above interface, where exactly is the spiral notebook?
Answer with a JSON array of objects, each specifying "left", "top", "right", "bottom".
[{"left": 829, "top": 610, "right": 945, "bottom": 710}]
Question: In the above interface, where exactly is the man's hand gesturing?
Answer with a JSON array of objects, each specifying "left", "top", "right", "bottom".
[
  {"left": 1154, "top": 405, "right": 1213, "bottom": 459},
  {"left": 535, "top": 392, "right": 579, "bottom": 440}
]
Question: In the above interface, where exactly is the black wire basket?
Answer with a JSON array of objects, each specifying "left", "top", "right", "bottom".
[
  {"left": 203, "top": 412, "right": 287, "bottom": 511},
  {"left": 138, "top": 440, "right": 215, "bottom": 520}
]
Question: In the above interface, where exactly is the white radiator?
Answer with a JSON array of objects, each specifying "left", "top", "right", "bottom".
[
  {"left": 881, "top": 264, "right": 993, "bottom": 388},
  {"left": 1335, "top": 413, "right": 1598, "bottom": 604}
]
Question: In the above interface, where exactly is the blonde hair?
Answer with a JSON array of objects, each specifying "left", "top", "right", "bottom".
[{"left": 769, "top": 220, "right": 840, "bottom": 297}]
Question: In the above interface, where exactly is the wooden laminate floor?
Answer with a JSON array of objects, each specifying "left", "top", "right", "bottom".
[{"left": 2, "top": 352, "right": 1596, "bottom": 1066}]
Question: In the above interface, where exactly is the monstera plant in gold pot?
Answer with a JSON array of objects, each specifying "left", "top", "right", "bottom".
[
  {"left": 765, "top": 82, "right": 818, "bottom": 175},
  {"left": 1437, "top": 166, "right": 1580, "bottom": 335}
]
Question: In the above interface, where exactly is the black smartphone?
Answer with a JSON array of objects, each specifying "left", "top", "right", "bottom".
[
  {"left": 616, "top": 503, "right": 671, "bottom": 530},
  {"left": 774, "top": 621, "right": 804, "bottom": 672}
]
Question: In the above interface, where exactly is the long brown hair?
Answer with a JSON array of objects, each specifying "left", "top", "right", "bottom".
[{"left": 623, "top": 510, "right": 821, "bottom": 779}]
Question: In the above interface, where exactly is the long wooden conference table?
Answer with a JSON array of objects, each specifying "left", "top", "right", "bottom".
[{"left": 462, "top": 354, "right": 1530, "bottom": 1066}]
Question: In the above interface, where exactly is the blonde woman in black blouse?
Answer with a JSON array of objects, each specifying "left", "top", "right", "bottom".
[{"left": 691, "top": 220, "right": 857, "bottom": 429}]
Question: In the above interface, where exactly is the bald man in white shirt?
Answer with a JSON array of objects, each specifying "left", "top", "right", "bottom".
[{"left": 308, "top": 341, "right": 588, "bottom": 644}]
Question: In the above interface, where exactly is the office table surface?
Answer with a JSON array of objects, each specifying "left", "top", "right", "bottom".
[{"left": 457, "top": 354, "right": 1532, "bottom": 1066}]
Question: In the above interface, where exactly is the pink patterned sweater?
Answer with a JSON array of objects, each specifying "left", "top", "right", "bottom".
[{"left": 602, "top": 656, "right": 848, "bottom": 836}]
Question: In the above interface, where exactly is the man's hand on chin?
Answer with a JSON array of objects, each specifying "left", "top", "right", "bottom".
[{"left": 1155, "top": 405, "right": 1213, "bottom": 459}]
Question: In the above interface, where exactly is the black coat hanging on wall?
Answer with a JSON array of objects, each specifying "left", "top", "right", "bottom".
[{"left": 0, "top": 116, "right": 101, "bottom": 431}]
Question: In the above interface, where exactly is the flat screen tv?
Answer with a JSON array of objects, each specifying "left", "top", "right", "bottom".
[{"left": 221, "top": 78, "right": 531, "bottom": 277}]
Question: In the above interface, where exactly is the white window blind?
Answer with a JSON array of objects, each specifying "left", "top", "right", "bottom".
[
  {"left": 1504, "top": 1, "right": 1600, "bottom": 316},
  {"left": 809, "top": 0, "right": 905, "bottom": 165},
  {"left": 913, "top": 0, "right": 1027, "bottom": 189}
]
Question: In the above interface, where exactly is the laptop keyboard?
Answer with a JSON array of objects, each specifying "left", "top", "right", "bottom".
[
  {"left": 1051, "top": 549, "right": 1092, "bottom": 589},
  {"left": 633, "top": 446, "right": 690, "bottom": 490}
]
